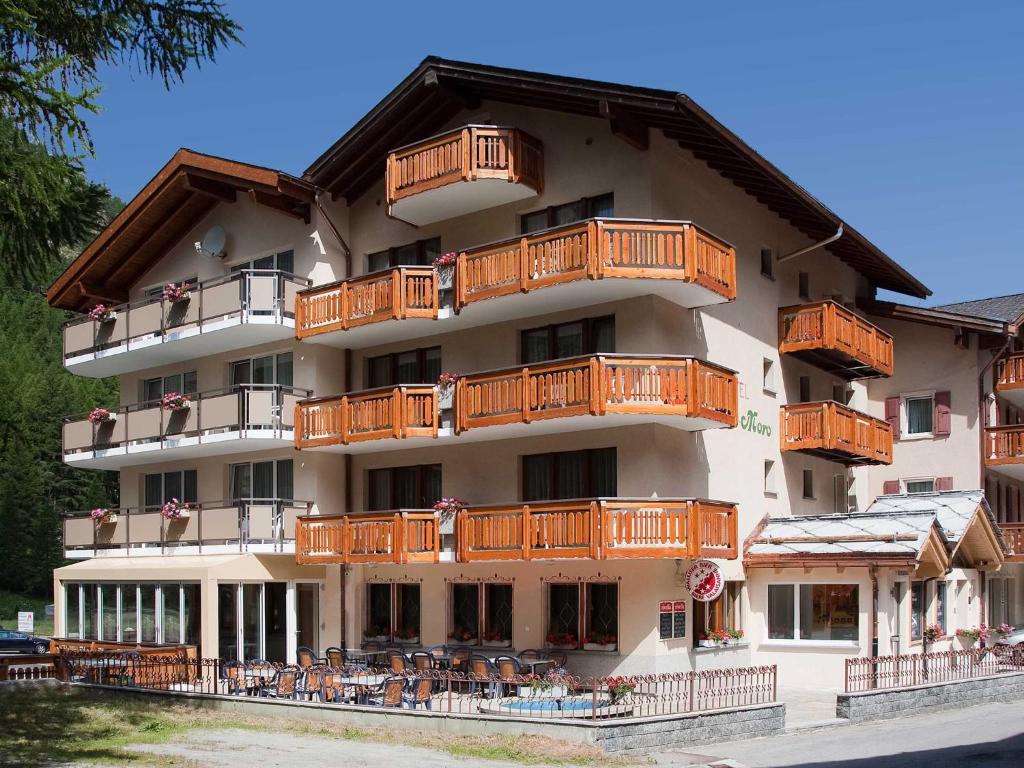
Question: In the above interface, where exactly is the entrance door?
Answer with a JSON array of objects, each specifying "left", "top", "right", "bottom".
[{"left": 296, "top": 583, "right": 319, "bottom": 653}]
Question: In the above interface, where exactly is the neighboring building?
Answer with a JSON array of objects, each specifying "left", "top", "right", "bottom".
[{"left": 47, "top": 58, "right": 1009, "bottom": 690}]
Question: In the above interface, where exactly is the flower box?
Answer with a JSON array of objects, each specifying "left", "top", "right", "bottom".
[
  {"left": 583, "top": 642, "right": 617, "bottom": 652},
  {"left": 98, "top": 513, "right": 119, "bottom": 525},
  {"left": 364, "top": 634, "right": 389, "bottom": 643},
  {"left": 437, "top": 387, "right": 454, "bottom": 410},
  {"left": 546, "top": 643, "right": 577, "bottom": 651},
  {"left": 485, "top": 639, "right": 512, "bottom": 649},
  {"left": 699, "top": 639, "right": 717, "bottom": 648},
  {"left": 396, "top": 636, "right": 419, "bottom": 645}
]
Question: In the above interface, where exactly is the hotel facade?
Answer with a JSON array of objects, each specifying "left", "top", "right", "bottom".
[{"left": 48, "top": 59, "right": 1017, "bottom": 690}]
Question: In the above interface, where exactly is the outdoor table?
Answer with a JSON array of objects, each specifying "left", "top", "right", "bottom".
[
  {"left": 325, "top": 672, "right": 389, "bottom": 704},
  {"left": 243, "top": 666, "right": 276, "bottom": 695},
  {"left": 72, "top": 657, "right": 129, "bottom": 685}
]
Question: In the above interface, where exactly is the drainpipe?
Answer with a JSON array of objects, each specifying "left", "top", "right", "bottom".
[
  {"left": 314, "top": 191, "right": 352, "bottom": 279},
  {"left": 776, "top": 224, "right": 844, "bottom": 264}
]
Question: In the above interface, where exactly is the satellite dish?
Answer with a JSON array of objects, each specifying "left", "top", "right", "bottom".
[{"left": 195, "top": 225, "right": 227, "bottom": 258}]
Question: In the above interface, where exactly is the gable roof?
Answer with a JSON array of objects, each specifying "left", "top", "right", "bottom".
[
  {"left": 933, "top": 293, "right": 1024, "bottom": 325},
  {"left": 305, "top": 56, "right": 929, "bottom": 298},
  {"left": 47, "top": 149, "right": 315, "bottom": 311}
]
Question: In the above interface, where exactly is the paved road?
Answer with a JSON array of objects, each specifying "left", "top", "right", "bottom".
[{"left": 658, "top": 701, "right": 1024, "bottom": 768}]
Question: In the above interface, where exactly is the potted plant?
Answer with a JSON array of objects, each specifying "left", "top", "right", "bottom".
[
  {"left": 728, "top": 628, "right": 745, "bottom": 644},
  {"left": 922, "top": 623, "right": 944, "bottom": 643},
  {"left": 993, "top": 623, "right": 1013, "bottom": 642},
  {"left": 159, "top": 392, "right": 192, "bottom": 412},
  {"left": 433, "top": 252, "right": 457, "bottom": 290},
  {"left": 88, "top": 303, "right": 117, "bottom": 323},
  {"left": 87, "top": 407, "right": 116, "bottom": 425},
  {"left": 545, "top": 631, "right": 578, "bottom": 650},
  {"left": 432, "top": 497, "right": 466, "bottom": 535},
  {"left": 395, "top": 626, "right": 419, "bottom": 645},
  {"left": 448, "top": 626, "right": 478, "bottom": 644},
  {"left": 363, "top": 624, "right": 389, "bottom": 642},
  {"left": 583, "top": 632, "right": 617, "bottom": 651},
  {"left": 518, "top": 669, "right": 573, "bottom": 698},
  {"left": 606, "top": 675, "right": 636, "bottom": 704},
  {"left": 436, "top": 371, "right": 459, "bottom": 410},
  {"left": 483, "top": 628, "right": 511, "bottom": 648},
  {"left": 161, "top": 498, "right": 191, "bottom": 520},
  {"left": 955, "top": 627, "right": 982, "bottom": 648},
  {"left": 162, "top": 281, "right": 192, "bottom": 304},
  {"left": 90, "top": 508, "right": 118, "bottom": 525}
]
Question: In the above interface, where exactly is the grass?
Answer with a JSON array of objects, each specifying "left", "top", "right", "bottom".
[
  {"left": 0, "top": 590, "right": 54, "bottom": 637},
  {"left": 0, "top": 686, "right": 638, "bottom": 767}
]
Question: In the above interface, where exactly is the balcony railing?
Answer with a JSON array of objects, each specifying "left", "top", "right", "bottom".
[
  {"left": 64, "top": 384, "right": 308, "bottom": 465},
  {"left": 386, "top": 125, "right": 543, "bottom": 224},
  {"left": 295, "top": 510, "right": 440, "bottom": 565},
  {"left": 986, "top": 425, "right": 1024, "bottom": 478},
  {"left": 456, "top": 355, "right": 737, "bottom": 433},
  {"left": 295, "top": 386, "right": 438, "bottom": 449},
  {"left": 999, "top": 522, "right": 1024, "bottom": 561},
  {"left": 294, "top": 498, "right": 737, "bottom": 565},
  {"left": 996, "top": 354, "right": 1024, "bottom": 409},
  {"left": 780, "top": 401, "right": 893, "bottom": 465},
  {"left": 458, "top": 218, "right": 736, "bottom": 308},
  {"left": 63, "top": 270, "right": 309, "bottom": 376},
  {"left": 778, "top": 301, "right": 894, "bottom": 379},
  {"left": 295, "top": 267, "right": 438, "bottom": 337},
  {"left": 64, "top": 499, "right": 311, "bottom": 556}
]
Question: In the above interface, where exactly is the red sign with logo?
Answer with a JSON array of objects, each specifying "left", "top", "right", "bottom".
[{"left": 684, "top": 560, "right": 724, "bottom": 602}]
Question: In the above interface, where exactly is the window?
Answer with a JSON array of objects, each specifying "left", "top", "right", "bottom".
[
  {"left": 217, "top": 582, "right": 287, "bottom": 662},
  {"left": 365, "top": 583, "right": 420, "bottom": 643},
  {"left": 145, "top": 276, "right": 197, "bottom": 299},
  {"left": 905, "top": 478, "right": 935, "bottom": 495},
  {"left": 802, "top": 469, "right": 815, "bottom": 500},
  {"left": 367, "top": 464, "right": 441, "bottom": 510},
  {"left": 989, "top": 579, "right": 1014, "bottom": 626},
  {"left": 520, "top": 193, "right": 614, "bottom": 234},
  {"left": 769, "top": 584, "right": 859, "bottom": 642},
  {"left": 521, "top": 316, "right": 614, "bottom": 364},
  {"left": 834, "top": 474, "right": 854, "bottom": 514},
  {"left": 659, "top": 600, "right": 687, "bottom": 640},
  {"left": 366, "top": 237, "right": 440, "bottom": 273},
  {"left": 798, "top": 272, "right": 810, "bottom": 300},
  {"left": 522, "top": 448, "right": 616, "bottom": 501},
  {"left": 144, "top": 470, "right": 197, "bottom": 510},
  {"left": 229, "top": 459, "right": 293, "bottom": 500},
  {"left": 767, "top": 585, "right": 795, "bottom": 640},
  {"left": 764, "top": 460, "right": 777, "bottom": 495},
  {"left": 799, "top": 376, "right": 811, "bottom": 403},
  {"left": 760, "top": 247, "right": 774, "bottom": 279},
  {"left": 142, "top": 371, "right": 198, "bottom": 402},
  {"left": 366, "top": 346, "right": 441, "bottom": 389},
  {"left": 694, "top": 582, "right": 742, "bottom": 646},
  {"left": 447, "top": 582, "right": 514, "bottom": 646},
  {"left": 64, "top": 583, "right": 200, "bottom": 645},
  {"left": 935, "top": 582, "right": 947, "bottom": 635},
  {"left": 904, "top": 394, "right": 934, "bottom": 436},
  {"left": 832, "top": 384, "right": 851, "bottom": 405},
  {"left": 230, "top": 249, "right": 294, "bottom": 273},
  {"left": 910, "top": 581, "right": 925, "bottom": 640},
  {"left": 545, "top": 581, "right": 619, "bottom": 651},
  {"left": 230, "top": 352, "right": 293, "bottom": 387},
  {"left": 763, "top": 358, "right": 777, "bottom": 395}
]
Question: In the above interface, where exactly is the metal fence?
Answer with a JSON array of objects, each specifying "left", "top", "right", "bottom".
[
  {"left": 845, "top": 646, "right": 1024, "bottom": 693},
  {"left": 58, "top": 653, "right": 776, "bottom": 721}
]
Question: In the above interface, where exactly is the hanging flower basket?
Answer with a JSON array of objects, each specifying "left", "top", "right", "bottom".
[
  {"left": 87, "top": 407, "right": 116, "bottom": 425},
  {"left": 159, "top": 392, "right": 192, "bottom": 412},
  {"left": 432, "top": 497, "right": 466, "bottom": 526},
  {"left": 88, "top": 304, "right": 117, "bottom": 323},
  {"left": 955, "top": 627, "right": 981, "bottom": 647},
  {"left": 161, "top": 498, "right": 191, "bottom": 520},
  {"left": 162, "top": 281, "right": 192, "bottom": 304},
  {"left": 433, "top": 253, "right": 457, "bottom": 289},
  {"left": 90, "top": 508, "right": 118, "bottom": 525},
  {"left": 436, "top": 372, "right": 459, "bottom": 409}
]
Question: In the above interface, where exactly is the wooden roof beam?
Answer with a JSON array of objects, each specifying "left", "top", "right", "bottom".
[
  {"left": 249, "top": 189, "right": 310, "bottom": 223},
  {"left": 599, "top": 100, "right": 649, "bottom": 151},
  {"left": 75, "top": 280, "right": 128, "bottom": 305},
  {"left": 182, "top": 173, "right": 237, "bottom": 203}
]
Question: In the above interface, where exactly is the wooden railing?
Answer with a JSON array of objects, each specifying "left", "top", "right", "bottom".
[
  {"left": 386, "top": 125, "right": 543, "bottom": 205},
  {"left": 780, "top": 401, "right": 893, "bottom": 464},
  {"left": 986, "top": 425, "right": 1024, "bottom": 466},
  {"left": 456, "top": 355, "right": 738, "bottom": 433},
  {"left": 295, "top": 511, "right": 440, "bottom": 564},
  {"left": 996, "top": 354, "right": 1024, "bottom": 393},
  {"left": 1000, "top": 522, "right": 1024, "bottom": 561},
  {"left": 295, "top": 267, "right": 438, "bottom": 337},
  {"left": 778, "top": 301, "right": 894, "bottom": 377},
  {"left": 295, "top": 386, "right": 438, "bottom": 448},
  {"left": 457, "top": 218, "right": 736, "bottom": 308}
]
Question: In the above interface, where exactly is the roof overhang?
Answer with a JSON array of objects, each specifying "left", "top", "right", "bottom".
[
  {"left": 949, "top": 509, "right": 1006, "bottom": 571},
  {"left": 47, "top": 149, "right": 316, "bottom": 312},
  {"left": 305, "top": 56, "right": 929, "bottom": 298},
  {"left": 859, "top": 298, "right": 1016, "bottom": 339}
]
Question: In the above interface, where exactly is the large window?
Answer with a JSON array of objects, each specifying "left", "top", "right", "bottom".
[
  {"left": 365, "top": 583, "right": 421, "bottom": 643},
  {"left": 693, "top": 582, "right": 742, "bottom": 647},
  {"left": 768, "top": 584, "right": 859, "bottom": 643},
  {"left": 144, "top": 470, "right": 197, "bottom": 511},
  {"left": 447, "top": 582, "right": 514, "bottom": 647},
  {"left": 522, "top": 448, "right": 616, "bottom": 502},
  {"left": 64, "top": 583, "right": 200, "bottom": 645},
  {"left": 142, "top": 370, "right": 197, "bottom": 402},
  {"left": 521, "top": 316, "right": 614, "bottom": 364},
  {"left": 367, "top": 464, "right": 441, "bottom": 510},
  {"left": 230, "top": 352, "right": 293, "bottom": 387},
  {"left": 545, "top": 581, "right": 619, "bottom": 651},
  {"left": 230, "top": 249, "right": 294, "bottom": 273},
  {"left": 911, "top": 580, "right": 925, "bottom": 640},
  {"left": 218, "top": 582, "right": 289, "bottom": 663},
  {"left": 366, "top": 346, "right": 441, "bottom": 389},
  {"left": 367, "top": 237, "right": 440, "bottom": 273},
  {"left": 521, "top": 193, "right": 614, "bottom": 234},
  {"left": 229, "top": 459, "right": 294, "bottom": 500}
]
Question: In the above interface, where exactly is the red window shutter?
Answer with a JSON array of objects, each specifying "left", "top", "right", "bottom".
[
  {"left": 883, "top": 480, "right": 900, "bottom": 495},
  {"left": 936, "top": 476, "right": 954, "bottom": 491},
  {"left": 934, "top": 391, "right": 952, "bottom": 436},
  {"left": 885, "top": 397, "right": 901, "bottom": 437}
]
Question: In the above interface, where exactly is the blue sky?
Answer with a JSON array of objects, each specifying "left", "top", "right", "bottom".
[{"left": 83, "top": 0, "right": 1023, "bottom": 306}]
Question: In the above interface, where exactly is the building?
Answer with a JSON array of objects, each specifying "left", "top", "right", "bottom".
[{"left": 48, "top": 58, "right": 1011, "bottom": 690}]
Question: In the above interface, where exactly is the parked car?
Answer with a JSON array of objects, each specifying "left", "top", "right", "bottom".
[{"left": 0, "top": 628, "right": 50, "bottom": 655}]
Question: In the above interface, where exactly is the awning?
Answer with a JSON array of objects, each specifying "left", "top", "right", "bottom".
[{"left": 54, "top": 553, "right": 325, "bottom": 582}]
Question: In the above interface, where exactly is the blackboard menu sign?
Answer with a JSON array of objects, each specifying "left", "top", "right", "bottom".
[{"left": 659, "top": 600, "right": 685, "bottom": 640}]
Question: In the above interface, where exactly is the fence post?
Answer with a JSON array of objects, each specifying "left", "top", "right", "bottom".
[{"left": 688, "top": 671, "right": 696, "bottom": 712}]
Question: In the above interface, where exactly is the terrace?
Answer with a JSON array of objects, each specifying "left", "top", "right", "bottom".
[
  {"left": 996, "top": 353, "right": 1024, "bottom": 409},
  {"left": 778, "top": 301, "right": 894, "bottom": 379},
  {"left": 780, "top": 401, "right": 893, "bottom": 465}
]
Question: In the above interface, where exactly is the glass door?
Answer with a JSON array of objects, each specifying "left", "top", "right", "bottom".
[{"left": 296, "top": 583, "right": 319, "bottom": 654}]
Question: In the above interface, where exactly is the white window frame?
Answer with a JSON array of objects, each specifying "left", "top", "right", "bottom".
[
  {"left": 764, "top": 460, "right": 777, "bottom": 496},
  {"left": 763, "top": 357, "right": 777, "bottom": 396},
  {"left": 903, "top": 477, "right": 936, "bottom": 494},
  {"left": 764, "top": 583, "right": 861, "bottom": 648},
  {"left": 901, "top": 390, "right": 935, "bottom": 439}
]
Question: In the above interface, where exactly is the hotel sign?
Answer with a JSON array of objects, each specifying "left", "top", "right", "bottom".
[
  {"left": 684, "top": 560, "right": 724, "bottom": 602},
  {"left": 740, "top": 409, "right": 772, "bottom": 437}
]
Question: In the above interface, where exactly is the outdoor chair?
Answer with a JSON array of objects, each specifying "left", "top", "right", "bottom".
[
  {"left": 221, "top": 661, "right": 246, "bottom": 695},
  {"left": 468, "top": 654, "right": 498, "bottom": 698},
  {"left": 262, "top": 667, "right": 299, "bottom": 700},
  {"left": 296, "top": 645, "right": 319, "bottom": 669},
  {"left": 426, "top": 644, "right": 449, "bottom": 660},
  {"left": 403, "top": 676, "right": 434, "bottom": 710},
  {"left": 324, "top": 647, "right": 344, "bottom": 668},
  {"left": 517, "top": 648, "right": 544, "bottom": 664},
  {"left": 409, "top": 651, "right": 435, "bottom": 672},
  {"left": 361, "top": 640, "right": 386, "bottom": 666},
  {"left": 545, "top": 650, "right": 568, "bottom": 668},
  {"left": 245, "top": 660, "right": 276, "bottom": 694},
  {"left": 387, "top": 649, "right": 409, "bottom": 673},
  {"left": 494, "top": 655, "right": 521, "bottom": 697},
  {"left": 302, "top": 665, "right": 327, "bottom": 701},
  {"left": 449, "top": 646, "right": 472, "bottom": 672},
  {"left": 365, "top": 676, "right": 406, "bottom": 708}
]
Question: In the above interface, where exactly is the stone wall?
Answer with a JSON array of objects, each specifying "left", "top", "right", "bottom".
[{"left": 837, "top": 672, "right": 1024, "bottom": 723}]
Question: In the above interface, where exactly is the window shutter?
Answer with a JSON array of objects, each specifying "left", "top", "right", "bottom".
[
  {"left": 885, "top": 397, "right": 901, "bottom": 437},
  {"left": 936, "top": 476, "right": 954, "bottom": 491},
  {"left": 882, "top": 480, "right": 900, "bottom": 495},
  {"left": 934, "top": 391, "right": 952, "bottom": 436}
]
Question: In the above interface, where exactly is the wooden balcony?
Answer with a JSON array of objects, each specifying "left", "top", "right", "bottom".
[
  {"left": 386, "top": 125, "right": 543, "bottom": 225},
  {"left": 986, "top": 425, "right": 1024, "bottom": 480},
  {"left": 996, "top": 354, "right": 1024, "bottom": 409},
  {"left": 295, "top": 386, "right": 438, "bottom": 449},
  {"left": 64, "top": 385, "right": 306, "bottom": 469},
  {"left": 295, "top": 267, "right": 439, "bottom": 345},
  {"left": 63, "top": 270, "right": 308, "bottom": 377},
  {"left": 295, "top": 511, "right": 440, "bottom": 565},
  {"left": 779, "top": 301, "right": 894, "bottom": 379},
  {"left": 63, "top": 499, "right": 311, "bottom": 558},
  {"left": 780, "top": 401, "right": 893, "bottom": 465},
  {"left": 999, "top": 522, "right": 1024, "bottom": 562},
  {"left": 294, "top": 498, "right": 738, "bottom": 565}
]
